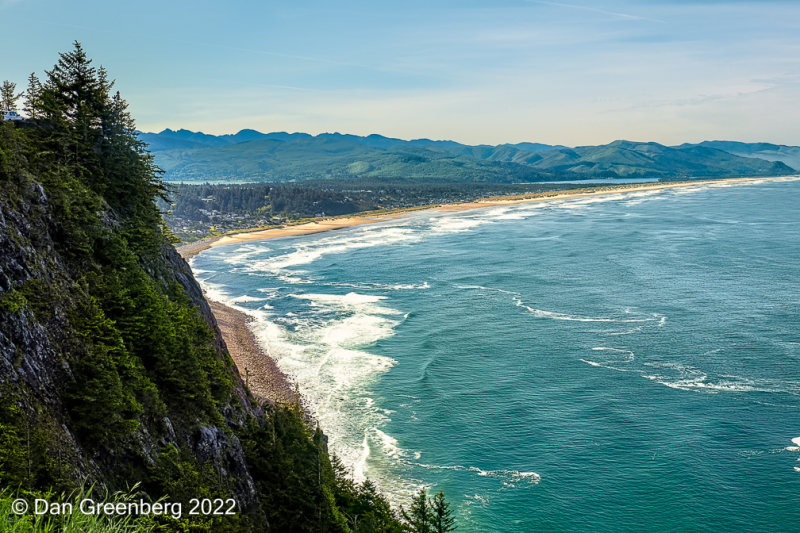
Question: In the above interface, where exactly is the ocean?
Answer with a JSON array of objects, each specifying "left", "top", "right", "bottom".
[{"left": 191, "top": 177, "right": 800, "bottom": 531}]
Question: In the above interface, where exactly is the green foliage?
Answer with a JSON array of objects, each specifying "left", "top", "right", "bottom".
[
  {"left": 240, "top": 406, "right": 404, "bottom": 532},
  {"left": 430, "top": 492, "right": 456, "bottom": 533},
  {"left": 0, "top": 392, "right": 72, "bottom": 493},
  {"left": 161, "top": 180, "right": 584, "bottom": 242},
  {"left": 1, "top": 80, "right": 22, "bottom": 111},
  {"left": 64, "top": 294, "right": 143, "bottom": 445},
  {"left": 402, "top": 489, "right": 431, "bottom": 533},
  {"left": 0, "top": 485, "right": 158, "bottom": 532},
  {"left": 0, "top": 42, "right": 417, "bottom": 533},
  {"left": 141, "top": 128, "right": 796, "bottom": 184},
  {"left": 0, "top": 290, "right": 27, "bottom": 314},
  {"left": 402, "top": 489, "right": 456, "bottom": 533}
]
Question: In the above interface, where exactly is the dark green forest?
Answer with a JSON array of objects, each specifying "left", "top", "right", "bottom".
[{"left": 0, "top": 43, "right": 430, "bottom": 532}]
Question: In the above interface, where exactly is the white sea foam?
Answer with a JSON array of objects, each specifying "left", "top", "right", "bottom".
[
  {"left": 195, "top": 277, "right": 238, "bottom": 308},
  {"left": 456, "top": 284, "right": 520, "bottom": 296},
  {"left": 465, "top": 494, "right": 490, "bottom": 505},
  {"left": 551, "top": 194, "right": 627, "bottom": 210},
  {"left": 191, "top": 265, "right": 410, "bottom": 494},
  {"left": 291, "top": 291, "right": 390, "bottom": 307},
  {"left": 579, "top": 347, "right": 637, "bottom": 372},
  {"left": 429, "top": 215, "right": 488, "bottom": 234},
  {"left": 223, "top": 244, "right": 272, "bottom": 265},
  {"left": 229, "top": 294, "right": 269, "bottom": 303},
  {"left": 640, "top": 362, "right": 779, "bottom": 393},
  {"left": 619, "top": 189, "right": 665, "bottom": 206},
  {"left": 228, "top": 287, "right": 428, "bottom": 507},
  {"left": 605, "top": 325, "right": 645, "bottom": 336},
  {"left": 373, "top": 428, "right": 405, "bottom": 460},
  {"left": 787, "top": 437, "right": 800, "bottom": 452},
  {"left": 417, "top": 463, "right": 541, "bottom": 485},
  {"left": 329, "top": 280, "right": 431, "bottom": 291},
  {"left": 227, "top": 225, "right": 421, "bottom": 281},
  {"left": 514, "top": 296, "right": 662, "bottom": 324}
]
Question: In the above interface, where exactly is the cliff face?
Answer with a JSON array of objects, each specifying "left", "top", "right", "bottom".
[
  {"left": 1, "top": 43, "right": 407, "bottom": 532},
  {"left": 0, "top": 153, "right": 260, "bottom": 510}
]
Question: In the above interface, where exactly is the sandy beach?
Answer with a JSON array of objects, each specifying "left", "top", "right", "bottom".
[
  {"left": 210, "top": 300, "right": 298, "bottom": 405},
  {"left": 177, "top": 176, "right": 785, "bottom": 260}
]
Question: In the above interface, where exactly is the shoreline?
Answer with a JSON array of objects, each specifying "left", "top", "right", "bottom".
[
  {"left": 209, "top": 299, "right": 298, "bottom": 405},
  {"left": 176, "top": 176, "right": 791, "bottom": 259},
  {"left": 181, "top": 174, "right": 793, "bottom": 412}
]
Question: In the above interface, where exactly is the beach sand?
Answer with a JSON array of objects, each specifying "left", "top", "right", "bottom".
[
  {"left": 210, "top": 300, "right": 298, "bottom": 405},
  {"left": 177, "top": 176, "right": 784, "bottom": 260}
]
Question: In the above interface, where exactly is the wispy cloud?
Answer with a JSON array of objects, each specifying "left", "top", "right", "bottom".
[{"left": 528, "top": 0, "right": 664, "bottom": 23}]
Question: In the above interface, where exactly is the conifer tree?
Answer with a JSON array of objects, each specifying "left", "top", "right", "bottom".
[
  {"left": 402, "top": 488, "right": 432, "bottom": 533},
  {"left": 39, "top": 41, "right": 107, "bottom": 185},
  {"left": 1, "top": 80, "right": 21, "bottom": 110},
  {"left": 431, "top": 491, "right": 456, "bottom": 533},
  {"left": 23, "top": 73, "right": 42, "bottom": 118}
]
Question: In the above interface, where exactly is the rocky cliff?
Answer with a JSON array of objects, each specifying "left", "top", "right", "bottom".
[{"left": 0, "top": 43, "right": 405, "bottom": 532}]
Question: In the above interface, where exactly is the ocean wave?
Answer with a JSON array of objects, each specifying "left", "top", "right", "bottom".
[
  {"left": 223, "top": 244, "right": 272, "bottom": 265},
  {"left": 639, "top": 362, "right": 783, "bottom": 393},
  {"left": 228, "top": 294, "right": 270, "bottom": 303},
  {"left": 514, "top": 296, "right": 664, "bottom": 324},
  {"left": 605, "top": 325, "right": 645, "bottom": 336},
  {"left": 429, "top": 215, "right": 488, "bottom": 234},
  {"left": 328, "top": 280, "right": 431, "bottom": 291},
  {"left": 416, "top": 462, "right": 541, "bottom": 486},
  {"left": 579, "top": 347, "right": 636, "bottom": 371},
  {"left": 190, "top": 264, "right": 409, "bottom": 495},
  {"left": 290, "top": 291, "right": 390, "bottom": 306},
  {"left": 784, "top": 437, "right": 800, "bottom": 452},
  {"left": 455, "top": 284, "right": 520, "bottom": 296}
]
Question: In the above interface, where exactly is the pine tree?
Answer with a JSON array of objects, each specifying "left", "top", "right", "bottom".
[
  {"left": 39, "top": 41, "right": 107, "bottom": 185},
  {"left": 1, "top": 80, "right": 22, "bottom": 111},
  {"left": 23, "top": 73, "right": 42, "bottom": 118},
  {"left": 402, "top": 488, "right": 431, "bottom": 533},
  {"left": 430, "top": 491, "right": 456, "bottom": 533}
]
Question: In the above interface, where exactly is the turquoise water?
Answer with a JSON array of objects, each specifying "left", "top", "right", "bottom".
[{"left": 192, "top": 177, "right": 800, "bottom": 531}]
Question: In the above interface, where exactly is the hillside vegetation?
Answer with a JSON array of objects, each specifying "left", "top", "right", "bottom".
[
  {"left": 140, "top": 129, "right": 797, "bottom": 183},
  {"left": 1, "top": 43, "right": 408, "bottom": 532}
]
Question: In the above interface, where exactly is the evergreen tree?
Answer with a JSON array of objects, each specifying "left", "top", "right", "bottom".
[
  {"left": 1, "top": 80, "right": 21, "bottom": 110},
  {"left": 39, "top": 41, "right": 107, "bottom": 185},
  {"left": 23, "top": 73, "right": 42, "bottom": 118},
  {"left": 402, "top": 488, "right": 431, "bottom": 533},
  {"left": 430, "top": 491, "right": 456, "bottom": 533}
]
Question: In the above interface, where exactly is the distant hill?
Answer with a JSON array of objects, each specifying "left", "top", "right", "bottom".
[
  {"left": 677, "top": 141, "right": 800, "bottom": 171},
  {"left": 521, "top": 140, "right": 794, "bottom": 178},
  {"left": 139, "top": 129, "right": 797, "bottom": 183}
]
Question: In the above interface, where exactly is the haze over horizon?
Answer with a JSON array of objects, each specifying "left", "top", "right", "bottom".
[{"left": 3, "top": 0, "right": 799, "bottom": 147}]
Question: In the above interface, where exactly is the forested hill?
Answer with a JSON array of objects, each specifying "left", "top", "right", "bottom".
[
  {"left": 1, "top": 43, "right": 406, "bottom": 532},
  {"left": 140, "top": 128, "right": 797, "bottom": 183}
]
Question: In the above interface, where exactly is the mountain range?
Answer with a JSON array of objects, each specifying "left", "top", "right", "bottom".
[{"left": 139, "top": 129, "right": 798, "bottom": 183}]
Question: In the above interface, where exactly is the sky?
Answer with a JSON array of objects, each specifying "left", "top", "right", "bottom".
[{"left": 2, "top": 0, "right": 800, "bottom": 146}]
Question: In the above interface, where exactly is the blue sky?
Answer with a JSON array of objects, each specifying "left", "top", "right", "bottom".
[{"left": 2, "top": 0, "right": 799, "bottom": 145}]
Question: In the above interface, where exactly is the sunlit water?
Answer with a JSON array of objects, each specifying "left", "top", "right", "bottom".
[{"left": 192, "top": 177, "right": 800, "bottom": 531}]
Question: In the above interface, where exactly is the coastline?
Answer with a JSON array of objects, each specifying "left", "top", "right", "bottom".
[
  {"left": 209, "top": 299, "right": 298, "bottom": 405},
  {"left": 176, "top": 176, "right": 789, "bottom": 259},
  {"left": 179, "top": 175, "right": 792, "bottom": 413}
]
